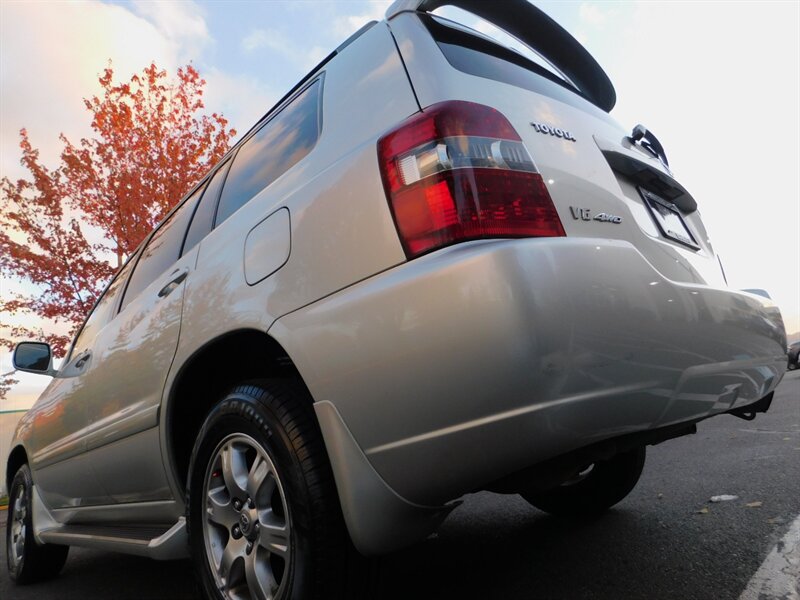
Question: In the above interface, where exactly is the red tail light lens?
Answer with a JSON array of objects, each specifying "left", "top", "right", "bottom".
[{"left": 378, "top": 100, "right": 565, "bottom": 258}]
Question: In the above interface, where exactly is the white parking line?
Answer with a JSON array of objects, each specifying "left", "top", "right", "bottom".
[{"left": 739, "top": 514, "right": 800, "bottom": 600}]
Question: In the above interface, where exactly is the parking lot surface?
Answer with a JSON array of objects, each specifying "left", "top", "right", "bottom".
[{"left": 2, "top": 371, "right": 798, "bottom": 599}]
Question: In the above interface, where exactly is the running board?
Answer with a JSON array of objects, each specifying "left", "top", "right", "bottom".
[
  {"left": 38, "top": 518, "right": 189, "bottom": 560},
  {"left": 32, "top": 485, "right": 189, "bottom": 560}
]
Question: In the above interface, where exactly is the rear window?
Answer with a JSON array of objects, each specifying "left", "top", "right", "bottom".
[{"left": 421, "top": 14, "right": 616, "bottom": 124}]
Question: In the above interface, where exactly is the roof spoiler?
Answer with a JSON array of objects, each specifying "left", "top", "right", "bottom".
[{"left": 386, "top": 0, "right": 616, "bottom": 112}]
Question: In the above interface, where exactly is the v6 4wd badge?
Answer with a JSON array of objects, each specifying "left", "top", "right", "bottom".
[{"left": 570, "top": 206, "right": 622, "bottom": 224}]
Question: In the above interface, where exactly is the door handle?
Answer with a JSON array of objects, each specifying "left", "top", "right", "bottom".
[
  {"left": 74, "top": 350, "right": 92, "bottom": 370},
  {"left": 157, "top": 269, "right": 188, "bottom": 298}
]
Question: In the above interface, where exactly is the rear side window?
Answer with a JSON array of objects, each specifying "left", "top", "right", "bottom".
[
  {"left": 215, "top": 80, "right": 321, "bottom": 226},
  {"left": 120, "top": 194, "right": 199, "bottom": 311}
]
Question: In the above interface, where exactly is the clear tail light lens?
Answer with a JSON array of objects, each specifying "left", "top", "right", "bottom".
[{"left": 378, "top": 100, "right": 565, "bottom": 258}]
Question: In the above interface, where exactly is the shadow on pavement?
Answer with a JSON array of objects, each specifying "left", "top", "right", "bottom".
[{"left": 376, "top": 496, "right": 654, "bottom": 599}]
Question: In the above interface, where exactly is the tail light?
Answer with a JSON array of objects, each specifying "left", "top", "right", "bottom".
[{"left": 377, "top": 100, "right": 565, "bottom": 258}]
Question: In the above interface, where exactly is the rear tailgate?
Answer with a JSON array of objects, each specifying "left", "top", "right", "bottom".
[{"left": 386, "top": 2, "right": 726, "bottom": 287}]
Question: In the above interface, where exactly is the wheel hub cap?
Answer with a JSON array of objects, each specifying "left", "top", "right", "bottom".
[{"left": 239, "top": 511, "right": 256, "bottom": 539}]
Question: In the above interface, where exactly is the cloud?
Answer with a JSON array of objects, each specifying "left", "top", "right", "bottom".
[
  {"left": 0, "top": 1, "right": 183, "bottom": 180},
  {"left": 132, "top": 0, "right": 211, "bottom": 62},
  {"left": 0, "top": 1, "right": 268, "bottom": 409},
  {"left": 578, "top": 3, "right": 608, "bottom": 28},
  {"left": 203, "top": 68, "right": 279, "bottom": 137},
  {"left": 239, "top": 28, "right": 329, "bottom": 75},
  {"left": 601, "top": 2, "right": 800, "bottom": 331},
  {"left": 241, "top": 28, "right": 289, "bottom": 55},
  {"left": 572, "top": 2, "right": 620, "bottom": 50},
  {"left": 333, "top": 0, "right": 390, "bottom": 38},
  {"left": 240, "top": 28, "right": 328, "bottom": 73}
]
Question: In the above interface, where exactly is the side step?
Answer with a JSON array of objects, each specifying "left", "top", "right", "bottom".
[
  {"left": 38, "top": 518, "right": 189, "bottom": 560},
  {"left": 32, "top": 485, "right": 190, "bottom": 560}
]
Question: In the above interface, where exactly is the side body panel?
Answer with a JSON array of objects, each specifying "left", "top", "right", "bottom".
[
  {"left": 26, "top": 260, "right": 140, "bottom": 508},
  {"left": 80, "top": 247, "right": 199, "bottom": 504},
  {"left": 27, "top": 374, "right": 108, "bottom": 508}
]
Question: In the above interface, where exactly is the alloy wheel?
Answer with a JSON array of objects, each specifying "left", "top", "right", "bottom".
[
  {"left": 202, "top": 433, "right": 291, "bottom": 600},
  {"left": 9, "top": 483, "right": 27, "bottom": 568}
]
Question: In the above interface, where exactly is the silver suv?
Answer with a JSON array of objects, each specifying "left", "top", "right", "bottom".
[{"left": 6, "top": 1, "right": 787, "bottom": 599}]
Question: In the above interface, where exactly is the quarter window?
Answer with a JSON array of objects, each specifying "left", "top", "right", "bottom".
[{"left": 215, "top": 80, "right": 321, "bottom": 226}]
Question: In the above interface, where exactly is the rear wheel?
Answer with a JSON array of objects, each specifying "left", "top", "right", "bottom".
[
  {"left": 521, "top": 446, "right": 646, "bottom": 517},
  {"left": 6, "top": 464, "right": 69, "bottom": 583},
  {"left": 188, "top": 380, "right": 369, "bottom": 600}
]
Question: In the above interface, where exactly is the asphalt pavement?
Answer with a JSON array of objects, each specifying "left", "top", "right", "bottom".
[{"left": 2, "top": 371, "right": 798, "bottom": 599}]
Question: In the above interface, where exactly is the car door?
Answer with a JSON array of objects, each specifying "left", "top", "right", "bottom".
[
  {"left": 80, "top": 183, "right": 207, "bottom": 503},
  {"left": 31, "top": 259, "right": 136, "bottom": 509}
]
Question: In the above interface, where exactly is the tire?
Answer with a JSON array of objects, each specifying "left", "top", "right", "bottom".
[
  {"left": 521, "top": 446, "right": 646, "bottom": 517},
  {"left": 6, "top": 464, "right": 69, "bottom": 583},
  {"left": 187, "top": 380, "right": 370, "bottom": 600}
]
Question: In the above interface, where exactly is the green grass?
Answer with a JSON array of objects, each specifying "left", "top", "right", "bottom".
[{"left": 0, "top": 495, "right": 7, "bottom": 508}]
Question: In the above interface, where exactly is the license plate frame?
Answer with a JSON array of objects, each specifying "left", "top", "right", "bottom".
[{"left": 639, "top": 187, "right": 700, "bottom": 250}]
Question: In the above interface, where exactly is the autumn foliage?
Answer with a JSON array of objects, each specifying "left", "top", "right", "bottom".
[{"left": 1, "top": 63, "right": 236, "bottom": 394}]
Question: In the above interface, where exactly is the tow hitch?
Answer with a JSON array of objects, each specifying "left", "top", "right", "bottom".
[{"left": 727, "top": 392, "right": 774, "bottom": 421}]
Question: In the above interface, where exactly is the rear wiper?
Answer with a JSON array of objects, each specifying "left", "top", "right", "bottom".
[{"left": 629, "top": 124, "right": 669, "bottom": 170}]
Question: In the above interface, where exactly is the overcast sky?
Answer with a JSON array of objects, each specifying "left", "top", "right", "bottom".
[{"left": 1, "top": 0, "right": 798, "bottom": 410}]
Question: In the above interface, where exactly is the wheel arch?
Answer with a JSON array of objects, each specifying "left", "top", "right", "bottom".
[
  {"left": 166, "top": 326, "right": 455, "bottom": 556},
  {"left": 165, "top": 329, "right": 311, "bottom": 494},
  {"left": 6, "top": 444, "right": 28, "bottom": 492}
]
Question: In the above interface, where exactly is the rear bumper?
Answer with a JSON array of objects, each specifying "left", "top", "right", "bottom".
[{"left": 271, "top": 237, "right": 786, "bottom": 548}]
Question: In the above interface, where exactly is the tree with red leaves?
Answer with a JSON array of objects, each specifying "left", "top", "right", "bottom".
[{"left": 1, "top": 62, "right": 236, "bottom": 398}]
